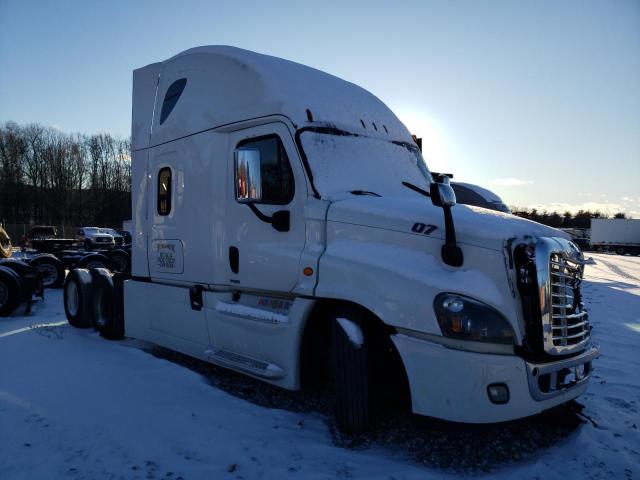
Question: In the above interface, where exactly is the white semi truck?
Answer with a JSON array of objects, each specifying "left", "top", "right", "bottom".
[
  {"left": 590, "top": 218, "right": 640, "bottom": 256},
  {"left": 63, "top": 46, "right": 599, "bottom": 433}
]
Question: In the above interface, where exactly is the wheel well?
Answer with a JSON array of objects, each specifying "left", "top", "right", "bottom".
[{"left": 299, "top": 299, "right": 411, "bottom": 412}]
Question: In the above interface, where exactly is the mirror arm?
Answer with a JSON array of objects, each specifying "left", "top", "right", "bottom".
[
  {"left": 441, "top": 206, "right": 464, "bottom": 267},
  {"left": 247, "top": 203, "right": 273, "bottom": 223},
  {"left": 246, "top": 204, "right": 290, "bottom": 232}
]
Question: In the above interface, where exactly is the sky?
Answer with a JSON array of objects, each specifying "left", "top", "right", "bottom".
[{"left": 1, "top": 0, "right": 639, "bottom": 216}]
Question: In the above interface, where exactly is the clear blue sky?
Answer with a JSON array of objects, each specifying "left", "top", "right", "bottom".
[{"left": 1, "top": 0, "right": 639, "bottom": 215}]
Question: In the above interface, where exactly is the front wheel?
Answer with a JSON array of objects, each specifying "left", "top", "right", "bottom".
[{"left": 331, "top": 307, "right": 372, "bottom": 434}]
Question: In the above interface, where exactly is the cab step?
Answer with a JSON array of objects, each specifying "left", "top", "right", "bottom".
[{"left": 204, "top": 348, "right": 285, "bottom": 379}]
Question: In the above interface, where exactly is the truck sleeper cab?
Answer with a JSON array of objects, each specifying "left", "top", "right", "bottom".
[{"left": 64, "top": 46, "right": 598, "bottom": 434}]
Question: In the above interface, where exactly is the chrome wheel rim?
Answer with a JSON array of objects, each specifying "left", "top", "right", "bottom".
[
  {"left": 66, "top": 281, "right": 79, "bottom": 316},
  {"left": 38, "top": 263, "right": 58, "bottom": 287}
]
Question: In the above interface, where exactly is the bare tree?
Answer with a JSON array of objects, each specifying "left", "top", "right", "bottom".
[{"left": 0, "top": 121, "right": 131, "bottom": 229}]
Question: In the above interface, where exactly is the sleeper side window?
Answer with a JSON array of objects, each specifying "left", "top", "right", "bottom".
[
  {"left": 157, "top": 167, "right": 172, "bottom": 216},
  {"left": 159, "top": 78, "right": 187, "bottom": 125},
  {"left": 236, "top": 135, "right": 294, "bottom": 205}
]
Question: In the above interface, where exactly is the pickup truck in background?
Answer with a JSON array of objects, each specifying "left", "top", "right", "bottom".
[
  {"left": 62, "top": 46, "right": 599, "bottom": 434},
  {"left": 76, "top": 227, "right": 116, "bottom": 250}
]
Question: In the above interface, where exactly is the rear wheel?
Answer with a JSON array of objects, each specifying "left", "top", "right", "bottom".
[
  {"left": 90, "top": 268, "right": 123, "bottom": 339},
  {"left": 0, "top": 267, "right": 22, "bottom": 317},
  {"left": 615, "top": 247, "right": 626, "bottom": 255},
  {"left": 330, "top": 307, "right": 372, "bottom": 434},
  {"left": 63, "top": 269, "right": 93, "bottom": 328},
  {"left": 29, "top": 255, "right": 65, "bottom": 289}
]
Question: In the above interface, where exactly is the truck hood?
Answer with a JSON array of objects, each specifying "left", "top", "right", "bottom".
[{"left": 327, "top": 196, "right": 568, "bottom": 251}]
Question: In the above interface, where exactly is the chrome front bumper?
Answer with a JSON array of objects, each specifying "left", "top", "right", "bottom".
[{"left": 525, "top": 344, "right": 600, "bottom": 401}]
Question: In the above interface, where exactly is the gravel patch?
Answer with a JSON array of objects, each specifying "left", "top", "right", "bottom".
[{"left": 146, "top": 345, "right": 586, "bottom": 473}]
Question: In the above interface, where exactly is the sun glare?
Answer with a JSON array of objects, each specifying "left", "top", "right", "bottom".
[{"left": 393, "top": 107, "right": 451, "bottom": 172}]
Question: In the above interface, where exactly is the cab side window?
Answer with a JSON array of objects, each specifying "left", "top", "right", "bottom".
[
  {"left": 157, "top": 167, "right": 172, "bottom": 215},
  {"left": 236, "top": 135, "right": 294, "bottom": 204}
]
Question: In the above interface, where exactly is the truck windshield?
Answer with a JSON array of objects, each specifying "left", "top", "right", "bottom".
[{"left": 300, "top": 130, "right": 432, "bottom": 198}]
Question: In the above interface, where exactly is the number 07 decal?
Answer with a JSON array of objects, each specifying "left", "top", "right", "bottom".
[{"left": 411, "top": 223, "right": 438, "bottom": 235}]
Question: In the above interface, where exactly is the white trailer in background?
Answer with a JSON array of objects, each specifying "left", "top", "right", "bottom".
[
  {"left": 62, "top": 46, "right": 599, "bottom": 434},
  {"left": 590, "top": 218, "right": 640, "bottom": 256}
]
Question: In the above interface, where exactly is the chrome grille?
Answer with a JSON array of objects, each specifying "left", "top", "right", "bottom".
[
  {"left": 534, "top": 238, "right": 591, "bottom": 356},
  {"left": 548, "top": 253, "right": 589, "bottom": 349}
]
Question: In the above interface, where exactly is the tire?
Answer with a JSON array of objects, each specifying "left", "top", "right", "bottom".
[
  {"left": 63, "top": 268, "right": 93, "bottom": 328},
  {"left": 78, "top": 253, "right": 109, "bottom": 270},
  {"left": 108, "top": 250, "right": 130, "bottom": 273},
  {"left": 0, "top": 266, "right": 22, "bottom": 317},
  {"left": 29, "top": 254, "right": 65, "bottom": 289},
  {"left": 0, "top": 259, "right": 37, "bottom": 303},
  {"left": 89, "top": 268, "right": 123, "bottom": 339},
  {"left": 330, "top": 306, "right": 372, "bottom": 434},
  {"left": 629, "top": 248, "right": 639, "bottom": 256}
]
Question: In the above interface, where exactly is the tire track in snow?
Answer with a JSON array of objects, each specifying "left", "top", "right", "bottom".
[{"left": 593, "top": 256, "right": 640, "bottom": 283}]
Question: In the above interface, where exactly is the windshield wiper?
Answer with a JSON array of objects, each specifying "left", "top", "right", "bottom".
[
  {"left": 351, "top": 190, "right": 381, "bottom": 197},
  {"left": 402, "top": 181, "right": 430, "bottom": 198}
]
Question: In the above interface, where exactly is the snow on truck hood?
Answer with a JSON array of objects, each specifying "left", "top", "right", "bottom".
[{"left": 327, "top": 196, "right": 569, "bottom": 251}]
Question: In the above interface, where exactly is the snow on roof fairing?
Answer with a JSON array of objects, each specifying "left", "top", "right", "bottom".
[{"left": 132, "top": 46, "right": 414, "bottom": 150}]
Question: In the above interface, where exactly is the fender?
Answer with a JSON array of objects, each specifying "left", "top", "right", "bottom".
[{"left": 314, "top": 235, "right": 522, "bottom": 340}]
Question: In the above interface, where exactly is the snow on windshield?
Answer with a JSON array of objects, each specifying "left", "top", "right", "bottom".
[{"left": 300, "top": 132, "right": 432, "bottom": 198}]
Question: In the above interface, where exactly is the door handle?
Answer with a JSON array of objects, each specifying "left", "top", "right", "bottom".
[{"left": 229, "top": 246, "right": 239, "bottom": 274}]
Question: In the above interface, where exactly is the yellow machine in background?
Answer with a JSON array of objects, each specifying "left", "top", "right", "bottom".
[{"left": 0, "top": 225, "right": 12, "bottom": 258}]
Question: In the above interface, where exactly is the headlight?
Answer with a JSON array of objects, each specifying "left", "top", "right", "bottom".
[{"left": 434, "top": 293, "right": 515, "bottom": 344}]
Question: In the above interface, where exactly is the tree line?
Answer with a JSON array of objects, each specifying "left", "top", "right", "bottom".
[
  {"left": 0, "top": 121, "right": 131, "bottom": 230},
  {"left": 511, "top": 208, "right": 627, "bottom": 229},
  {"left": 0, "top": 121, "right": 630, "bottom": 236}
]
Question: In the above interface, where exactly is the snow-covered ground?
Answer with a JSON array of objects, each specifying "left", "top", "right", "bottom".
[{"left": 1, "top": 253, "right": 638, "bottom": 479}]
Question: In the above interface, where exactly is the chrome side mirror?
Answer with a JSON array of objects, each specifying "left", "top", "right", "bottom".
[
  {"left": 430, "top": 176, "right": 456, "bottom": 208},
  {"left": 235, "top": 149, "right": 262, "bottom": 203}
]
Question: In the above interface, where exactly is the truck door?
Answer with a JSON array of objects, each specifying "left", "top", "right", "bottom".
[{"left": 225, "top": 123, "right": 307, "bottom": 292}]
